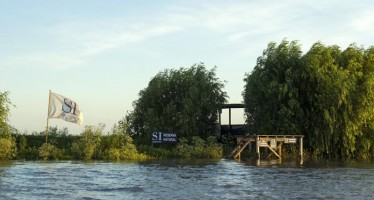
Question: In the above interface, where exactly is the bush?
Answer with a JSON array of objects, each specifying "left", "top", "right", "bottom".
[
  {"left": 0, "top": 137, "right": 16, "bottom": 160},
  {"left": 100, "top": 124, "right": 148, "bottom": 161},
  {"left": 71, "top": 125, "right": 103, "bottom": 160},
  {"left": 106, "top": 148, "right": 121, "bottom": 160},
  {"left": 175, "top": 137, "right": 193, "bottom": 158},
  {"left": 38, "top": 143, "right": 61, "bottom": 160},
  {"left": 137, "top": 145, "right": 175, "bottom": 159},
  {"left": 203, "top": 136, "right": 223, "bottom": 158},
  {"left": 175, "top": 136, "right": 223, "bottom": 159}
]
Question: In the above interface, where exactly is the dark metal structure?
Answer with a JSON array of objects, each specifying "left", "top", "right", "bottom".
[{"left": 218, "top": 103, "right": 246, "bottom": 136}]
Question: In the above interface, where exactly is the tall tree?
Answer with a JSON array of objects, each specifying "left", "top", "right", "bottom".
[
  {"left": 0, "top": 91, "right": 14, "bottom": 138},
  {"left": 0, "top": 91, "right": 16, "bottom": 160},
  {"left": 243, "top": 40, "right": 303, "bottom": 135},
  {"left": 301, "top": 43, "right": 348, "bottom": 157},
  {"left": 243, "top": 40, "right": 374, "bottom": 159},
  {"left": 128, "top": 63, "right": 227, "bottom": 144}
]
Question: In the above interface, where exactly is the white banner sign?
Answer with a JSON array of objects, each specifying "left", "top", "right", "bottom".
[{"left": 48, "top": 92, "right": 83, "bottom": 125}]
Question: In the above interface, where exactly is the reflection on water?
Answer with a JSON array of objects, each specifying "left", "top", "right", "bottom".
[{"left": 0, "top": 159, "right": 373, "bottom": 200}]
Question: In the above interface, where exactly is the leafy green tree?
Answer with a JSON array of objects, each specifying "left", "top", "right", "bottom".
[
  {"left": 244, "top": 40, "right": 374, "bottom": 159},
  {"left": 0, "top": 137, "right": 16, "bottom": 160},
  {"left": 0, "top": 91, "right": 14, "bottom": 138},
  {"left": 300, "top": 43, "right": 374, "bottom": 158},
  {"left": 0, "top": 91, "right": 16, "bottom": 160},
  {"left": 299, "top": 43, "right": 345, "bottom": 157},
  {"left": 243, "top": 40, "right": 304, "bottom": 135},
  {"left": 128, "top": 63, "right": 227, "bottom": 144}
]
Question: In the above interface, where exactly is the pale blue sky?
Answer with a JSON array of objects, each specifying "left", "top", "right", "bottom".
[{"left": 1, "top": 0, "right": 373, "bottom": 134}]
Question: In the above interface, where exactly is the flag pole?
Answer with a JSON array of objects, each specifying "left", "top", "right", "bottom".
[{"left": 46, "top": 90, "right": 51, "bottom": 145}]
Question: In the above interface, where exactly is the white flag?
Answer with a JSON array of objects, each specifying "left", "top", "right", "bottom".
[{"left": 48, "top": 92, "right": 83, "bottom": 125}]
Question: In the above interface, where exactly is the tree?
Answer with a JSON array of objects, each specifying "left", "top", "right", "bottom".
[
  {"left": 243, "top": 40, "right": 374, "bottom": 159},
  {"left": 300, "top": 43, "right": 348, "bottom": 157},
  {"left": 0, "top": 91, "right": 14, "bottom": 138},
  {"left": 300, "top": 43, "right": 374, "bottom": 158},
  {"left": 0, "top": 91, "right": 16, "bottom": 160},
  {"left": 243, "top": 40, "right": 304, "bottom": 135},
  {"left": 128, "top": 63, "right": 227, "bottom": 144}
]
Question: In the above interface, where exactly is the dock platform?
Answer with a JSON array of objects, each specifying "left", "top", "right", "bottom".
[{"left": 229, "top": 134, "right": 304, "bottom": 164}]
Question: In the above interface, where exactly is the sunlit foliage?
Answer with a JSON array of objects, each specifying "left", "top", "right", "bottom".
[
  {"left": 127, "top": 63, "right": 227, "bottom": 144},
  {"left": 0, "top": 91, "right": 16, "bottom": 160},
  {"left": 71, "top": 124, "right": 103, "bottom": 160},
  {"left": 243, "top": 40, "right": 374, "bottom": 159},
  {"left": 175, "top": 136, "right": 223, "bottom": 159}
]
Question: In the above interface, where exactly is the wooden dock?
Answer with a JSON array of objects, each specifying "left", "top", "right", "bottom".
[{"left": 229, "top": 134, "right": 304, "bottom": 164}]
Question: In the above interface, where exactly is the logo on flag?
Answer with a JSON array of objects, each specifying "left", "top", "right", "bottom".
[{"left": 48, "top": 92, "right": 83, "bottom": 125}]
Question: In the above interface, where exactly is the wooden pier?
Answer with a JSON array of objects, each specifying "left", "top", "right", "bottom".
[{"left": 229, "top": 134, "right": 304, "bottom": 164}]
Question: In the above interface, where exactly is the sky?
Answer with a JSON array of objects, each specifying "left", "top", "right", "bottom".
[{"left": 1, "top": 0, "right": 373, "bottom": 134}]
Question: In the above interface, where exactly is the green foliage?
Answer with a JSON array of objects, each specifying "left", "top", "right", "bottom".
[
  {"left": 38, "top": 143, "right": 61, "bottom": 160},
  {"left": 175, "top": 138, "right": 193, "bottom": 158},
  {"left": 137, "top": 145, "right": 176, "bottom": 159},
  {"left": 71, "top": 124, "right": 103, "bottom": 160},
  {"left": 244, "top": 40, "right": 374, "bottom": 159},
  {"left": 128, "top": 63, "right": 227, "bottom": 144},
  {"left": 175, "top": 136, "right": 223, "bottom": 159},
  {"left": 243, "top": 40, "right": 303, "bottom": 134},
  {"left": 0, "top": 137, "right": 16, "bottom": 160},
  {"left": 100, "top": 123, "right": 147, "bottom": 160},
  {"left": 204, "top": 136, "right": 224, "bottom": 158},
  {"left": 0, "top": 92, "right": 16, "bottom": 160},
  {"left": 0, "top": 91, "right": 14, "bottom": 138},
  {"left": 13, "top": 128, "right": 78, "bottom": 160},
  {"left": 191, "top": 136, "right": 205, "bottom": 157},
  {"left": 11, "top": 123, "right": 150, "bottom": 161}
]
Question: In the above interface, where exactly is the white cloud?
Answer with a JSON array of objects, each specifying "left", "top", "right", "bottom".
[
  {"left": 0, "top": 52, "right": 84, "bottom": 70},
  {"left": 2, "top": 18, "right": 184, "bottom": 70},
  {"left": 351, "top": 12, "right": 374, "bottom": 32},
  {"left": 2, "top": 0, "right": 372, "bottom": 71},
  {"left": 80, "top": 24, "right": 182, "bottom": 56},
  {"left": 201, "top": 2, "right": 287, "bottom": 32}
]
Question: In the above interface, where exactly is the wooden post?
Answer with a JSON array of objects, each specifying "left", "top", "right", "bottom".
[
  {"left": 45, "top": 90, "right": 51, "bottom": 145},
  {"left": 256, "top": 136, "right": 260, "bottom": 160},
  {"left": 229, "top": 108, "right": 232, "bottom": 133},
  {"left": 299, "top": 137, "right": 303, "bottom": 164},
  {"left": 267, "top": 145, "right": 281, "bottom": 159},
  {"left": 248, "top": 140, "right": 252, "bottom": 154},
  {"left": 278, "top": 142, "right": 282, "bottom": 159},
  {"left": 218, "top": 109, "right": 222, "bottom": 137}
]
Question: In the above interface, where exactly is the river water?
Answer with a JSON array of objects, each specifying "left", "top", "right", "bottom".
[{"left": 0, "top": 159, "right": 373, "bottom": 200}]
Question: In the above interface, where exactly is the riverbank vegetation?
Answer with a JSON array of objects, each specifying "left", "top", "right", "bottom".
[
  {"left": 127, "top": 64, "right": 228, "bottom": 144},
  {"left": 1, "top": 41, "right": 373, "bottom": 161},
  {"left": 0, "top": 91, "right": 16, "bottom": 160},
  {"left": 8, "top": 125, "right": 223, "bottom": 161},
  {"left": 244, "top": 40, "right": 374, "bottom": 160}
]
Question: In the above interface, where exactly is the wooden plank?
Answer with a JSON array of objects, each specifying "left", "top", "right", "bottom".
[
  {"left": 228, "top": 140, "right": 246, "bottom": 158},
  {"left": 265, "top": 142, "right": 282, "bottom": 159},
  {"left": 232, "top": 139, "right": 252, "bottom": 159},
  {"left": 267, "top": 145, "right": 281, "bottom": 159},
  {"left": 230, "top": 134, "right": 303, "bottom": 161}
]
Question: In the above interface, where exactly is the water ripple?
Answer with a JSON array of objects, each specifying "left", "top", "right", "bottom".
[{"left": 0, "top": 160, "right": 373, "bottom": 200}]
